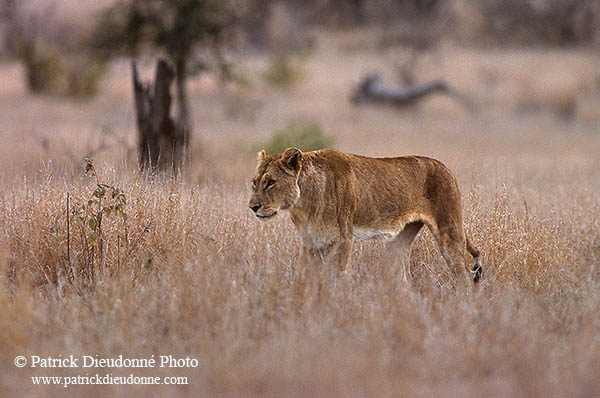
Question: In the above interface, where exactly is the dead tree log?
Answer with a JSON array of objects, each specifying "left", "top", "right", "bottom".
[
  {"left": 351, "top": 74, "right": 475, "bottom": 112},
  {"left": 132, "top": 58, "right": 185, "bottom": 173}
]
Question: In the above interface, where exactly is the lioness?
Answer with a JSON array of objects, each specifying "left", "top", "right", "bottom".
[{"left": 248, "top": 148, "right": 482, "bottom": 284}]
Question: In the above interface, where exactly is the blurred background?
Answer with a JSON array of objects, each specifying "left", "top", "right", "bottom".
[{"left": 0, "top": 0, "right": 599, "bottom": 184}]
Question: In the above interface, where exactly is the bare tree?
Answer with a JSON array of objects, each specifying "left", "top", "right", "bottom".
[
  {"left": 93, "top": 0, "right": 241, "bottom": 169},
  {"left": 133, "top": 59, "right": 184, "bottom": 174}
]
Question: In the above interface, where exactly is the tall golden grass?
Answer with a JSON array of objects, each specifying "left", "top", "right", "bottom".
[
  {"left": 1, "top": 31, "right": 600, "bottom": 396},
  {"left": 1, "top": 155, "right": 599, "bottom": 397}
]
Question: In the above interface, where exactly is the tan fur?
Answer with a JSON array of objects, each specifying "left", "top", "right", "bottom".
[{"left": 248, "top": 148, "right": 482, "bottom": 284}]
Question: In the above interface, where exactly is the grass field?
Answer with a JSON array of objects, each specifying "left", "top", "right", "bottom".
[{"left": 1, "top": 29, "right": 600, "bottom": 396}]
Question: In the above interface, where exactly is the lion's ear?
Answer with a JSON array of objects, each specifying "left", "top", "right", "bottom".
[
  {"left": 258, "top": 150, "right": 269, "bottom": 162},
  {"left": 282, "top": 147, "right": 302, "bottom": 172}
]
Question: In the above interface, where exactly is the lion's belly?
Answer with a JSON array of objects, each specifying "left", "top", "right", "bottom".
[
  {"left": 353, "top": 227, "right": 401, "bottom": 242},
  {"left": 295, "top": 214, "right": 424, "bottom": 248}
]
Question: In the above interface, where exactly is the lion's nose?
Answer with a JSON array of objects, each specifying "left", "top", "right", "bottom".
[{"left": 250, "top": 204, "right": 261, "bottom": 213}]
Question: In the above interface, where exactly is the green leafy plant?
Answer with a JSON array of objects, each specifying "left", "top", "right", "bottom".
[
  {"left": 18, "top": 42, "right": 105, "bottom": 98},
  {"left": 261, "top": 122, "right": 335, "bottom": 154},
  {"left": 261, "top": 54, "right": 304, "bottom": 88},
  {"left": 67, "top": 159, "right": 129, "bottom": 284},
  {"left": 64, "top": 57, "right": 106, "bottom": 98},
  {"left": 19, "top": 42, "right": 66, "bottom": 94}
]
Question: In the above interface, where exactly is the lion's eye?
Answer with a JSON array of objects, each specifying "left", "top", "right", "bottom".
[
  {"left": 265, "top": 180, "right": 275, "bottom": 190},
  {"left": 251, "top": 180, "right": 257, "bottom": 189}
]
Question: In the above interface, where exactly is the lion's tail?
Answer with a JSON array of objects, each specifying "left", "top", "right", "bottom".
[{"left": 466, "top": 238, "right": 480, "bottom": 259}]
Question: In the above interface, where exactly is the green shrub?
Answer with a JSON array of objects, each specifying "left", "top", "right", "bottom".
[
  {"left": 261, "top": 122, "right": 335, "bottom": 154},
  {"left": 19, "top": 42, "right": 105, "bottom": 98},
  {"left": 19, "top": 42, "right": 66, "bottom": 94},
  {"left": 65, "top": 56, "right": 106, "bottom": 98},
  {"left": 261, "top": 54, "right": 303, "bottom": 88}
]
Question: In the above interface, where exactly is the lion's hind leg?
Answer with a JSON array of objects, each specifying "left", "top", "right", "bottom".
[
  {"left": 389, "top": 221, "right": 424, "bottom": 284},
  {"left": 425, "top": 220, "right": 475, "bottom": 284}
]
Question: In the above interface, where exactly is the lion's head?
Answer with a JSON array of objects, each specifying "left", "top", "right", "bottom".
[{"left": 248, "top": 147, "right": 303, "bottom": 220}]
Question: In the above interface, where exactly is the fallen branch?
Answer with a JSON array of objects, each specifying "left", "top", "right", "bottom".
[{"left": 351, "top": 74, "right": 476, "bottom": 112}]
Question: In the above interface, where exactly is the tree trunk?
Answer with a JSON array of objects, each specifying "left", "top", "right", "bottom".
[
  {"left": 174, "top": 57, "right": 191, "bottom": 168},
  {"left": 132, "top": 58, "right": 184, "bottom": 174},
  {"left": 1, "top": 0, "right": 20, "bottom": 57}
]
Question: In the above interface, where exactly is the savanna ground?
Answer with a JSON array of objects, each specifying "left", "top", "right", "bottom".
[{"left": 1, "top": 26, "right": 600, "bottom": 396}]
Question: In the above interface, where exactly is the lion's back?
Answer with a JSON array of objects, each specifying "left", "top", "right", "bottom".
[{"left": 310, "top": 150, "right": 461, "bottom": 230}]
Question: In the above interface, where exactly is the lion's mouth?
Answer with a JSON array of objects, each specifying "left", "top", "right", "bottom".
[{"left": 256, "top": 212, "right": 277, "bottom": 220}]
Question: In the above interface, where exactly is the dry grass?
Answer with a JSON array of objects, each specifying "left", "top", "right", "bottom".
[{"left": 1, "top": 29, "right": 600, "bottom": 396}]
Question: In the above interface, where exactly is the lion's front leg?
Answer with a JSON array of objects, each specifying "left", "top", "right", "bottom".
[
  {"left": 333, "top": 237, "right": 353, "bottom": 274},
  {"left": 294, "top": 245, "right": 309, "bottom": 286},
  {"left": 296, "top": 244, "right": 309, "bottom": 269},
  {"left": 296, "top": 244, "right": 326, "bottom": 268},
  {"left": 294, "top": 244, "right": 329, "bottom": 303},
  {"left": 305, "top": 239, "right": 351, "bottom": 274},
  {"left": 295, "top": 244, "right": 324, "bottom": 284}
]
